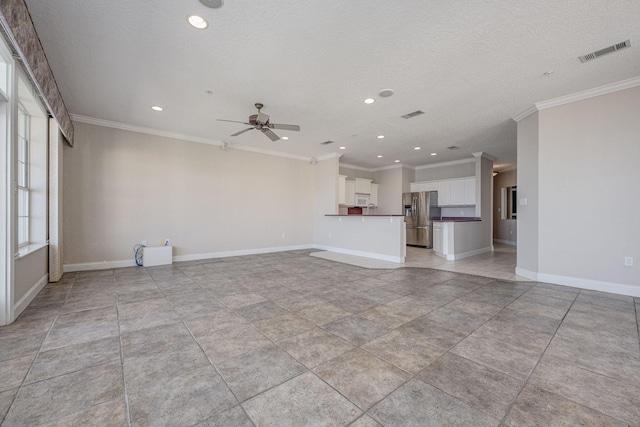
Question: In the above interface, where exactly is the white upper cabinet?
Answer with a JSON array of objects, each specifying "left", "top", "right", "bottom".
[
  {"left": 345, "top": 180, "right": 355, "bottom": 205},
  {"left": 450, "top": 179, "right": 466, "bottom": 205},
  {"left": 437, "top": 181, "right": 451, "bottom": 206},
  {"left": 338, "top": 175, "right": 347, "bottom": 205},
  {"left": 355, "top": 178, "right": 372, "bottom": 194},
  {"left": 370, "top": 183, "right": 378, "bottom": 206},
  {"left": 464, "top": 177, "right": 476, "bottom": 205},
  {"left": 411, "top": 176, "right": 476, "bottom": 207}
]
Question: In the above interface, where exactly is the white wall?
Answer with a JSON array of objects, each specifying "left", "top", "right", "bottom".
[
  {"left": 339, "top": 166, "right": 374, "bottom": 180},
  {"left": 517, "top": 86, "right": 640, "bottom": 296},
  {"left": 63, "top": 122, "right": 315, "bottom": 268}
]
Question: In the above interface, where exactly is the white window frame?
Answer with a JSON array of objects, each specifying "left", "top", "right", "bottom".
[{"left": 17, "top": 102, "right": 29, "bottom": 247}]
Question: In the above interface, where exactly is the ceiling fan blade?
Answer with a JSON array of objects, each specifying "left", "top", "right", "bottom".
[
  {"left": 217, "top": 119, "right": 251, "bottom": 125},
  {"left": 231, "top": 127, "right": 254, "bottom": 137},
  {"left": 256, "top": 112, "right": 270, "bottom": 124},
  {"left": 270, "top": 123, "right": 300, "bottom": 131},
  {"left": 262, "top": 129, "right": 280, "bottom": 141}
]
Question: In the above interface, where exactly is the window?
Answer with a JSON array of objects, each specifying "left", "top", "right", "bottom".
[{"left": 17, "top": 103, "right": 29, "bottom": 246}]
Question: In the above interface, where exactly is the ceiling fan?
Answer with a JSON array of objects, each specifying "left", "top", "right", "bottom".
[{"left": 217, "top": 103, "right": 300, "bottom": 141}]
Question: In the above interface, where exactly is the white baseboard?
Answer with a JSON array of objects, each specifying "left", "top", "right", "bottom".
[
  {"left": 312, "top": 245, "right": 405, "bottom": 264},
  {"left": 516, "top": 267, "right": 640, "bottom": 297},
  {"left": 63, "top": 244, "right": 315, "bottom": 272},
  {"left": 173, "top": 245, "right": 314, "bottom": 262},
  {"left": 445, "top": 246, "right": 493, "bottom": 261},
  {"left": 494, "top": 239, "right": 517, "bottom": 246},
  {"left": 14, "top": 273, "right": 48, "bottom": 320}
]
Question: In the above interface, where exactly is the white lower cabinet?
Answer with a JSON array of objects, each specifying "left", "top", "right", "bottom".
[{"left": 433, "top": 222, "right": 443, "bottom": 255}]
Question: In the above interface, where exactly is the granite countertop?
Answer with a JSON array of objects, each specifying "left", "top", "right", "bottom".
[
  {"left": 432, "top": 217, "right": 481, "bottom": 222},
  {"left": 325, "top": 214, "right": 405, "bottom": 217}
]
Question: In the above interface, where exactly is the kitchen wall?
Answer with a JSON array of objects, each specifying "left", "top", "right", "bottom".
[
  {"left": 63, "top": 122, "right": 314, "bottom": 268},
  {"left": 517, "top": 85, "right": 640, "bottom": 295},
  {"left": 493, "top": 168, "right": 517, "bottom": 244},
  {"left": 339, "top": 166, "right": 374, "bottom": 180},
  {"left": 372, "top": 167, "right": 402, "bottom": 214},
  {"left": 414, "top": 160, "right": 475, "bottom": 182}
]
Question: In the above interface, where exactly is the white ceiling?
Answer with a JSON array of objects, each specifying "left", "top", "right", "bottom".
[{"left": 24, "top": 0, "right": 640, "bottom": 170}]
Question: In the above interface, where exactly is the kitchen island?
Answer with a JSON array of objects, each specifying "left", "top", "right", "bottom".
[
  {"left": 320, "top": 214, "right": 406, "bottom": 263},
  {"left": 433, "top": 217, "right": 492, "bottom": 260}
]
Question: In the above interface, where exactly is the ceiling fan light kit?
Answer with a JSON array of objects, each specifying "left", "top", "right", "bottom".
[{"left": 217, "top": 103, "right": 300, "bottom": 142}]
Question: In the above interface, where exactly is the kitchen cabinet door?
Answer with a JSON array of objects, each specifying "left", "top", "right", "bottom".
[
  {"left": 370, "top": 183, "right": 378, "bottom": 206},
  {"left": 345, "top": 180, "right": 355, "bottom": 205},
  {"left": 450, "top": 179, "right": 466, "bottom": 205},
  {"left": 338, "top": 175, "right": 347, "bottom": 205},
  {"left": 355, "top": 178, "right": 372, "bottom": 194},
  {"left": 437, "top": 181, "right": 451, "bottom": 206},
  {"left": 464, "top": 177, "right": 476, "bottom": 205},
  {"left": 433, "top": 223, "right": 443, "bottom": 255}
]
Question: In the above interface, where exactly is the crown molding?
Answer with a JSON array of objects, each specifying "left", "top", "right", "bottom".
[
  {"left": 472, "top": 151, "right": 497, "bottom": 161},
  {"left": 512, "top": 76, "right": 640, "bottom": 122},
  {"left": 70, "top": 114, "right": 313, "bottom": 162}
]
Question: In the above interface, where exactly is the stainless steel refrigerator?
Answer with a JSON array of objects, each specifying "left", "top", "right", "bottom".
[{"left": 403, "top": 191, "right": 441, "bottom": 248}]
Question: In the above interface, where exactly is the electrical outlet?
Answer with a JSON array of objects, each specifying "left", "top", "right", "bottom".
[
  {"left": 624, "top": 257, "right": 633, "bottom": 267},
  {"left": 142, "top": 240, "right": 146, "bottom": 247}
]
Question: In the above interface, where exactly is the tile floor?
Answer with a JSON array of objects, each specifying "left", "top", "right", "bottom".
[{"left": 1, "top": 249, "right": 639, "bottom": 426}]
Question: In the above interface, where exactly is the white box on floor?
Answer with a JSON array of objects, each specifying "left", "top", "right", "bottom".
[{"left": 143, "top": 246, "right": 173, "bottom": 267}]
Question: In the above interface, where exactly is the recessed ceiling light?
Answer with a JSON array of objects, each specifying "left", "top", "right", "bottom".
[
  {"left": 430, "top": 152, "right": 437, "bottom": 156},
  {"left": 377, "top": 135, "right": 384, "bottom": 139},
  {"left": 394, "top": 160, "right": 400, "bottom": 163},
  {"left": 379, "top": 89, "right": 394, "bottom": 97},
  {"left": 199, "top": 0, "right": 223, "bottom": 8},
  {"left": 377, "top": 155, "right": 383, "bottom": 158},
  {"left": 187, "top": 15, "right": 208, "bottom": 29},
  {"left": 363, "top": 98, "right": 375, "bottom": 104},
  {"left": 414, "top": 147, "right": 421, "bottom": 150},
  {"left": 151, "top": 106, "right": 163, "bottom": 111},
  {"left": 339, "top": 146, "right": 346, "bottom": 150},
  {"left": 281, "top": 136, "right": 289, "bottom": 140}
]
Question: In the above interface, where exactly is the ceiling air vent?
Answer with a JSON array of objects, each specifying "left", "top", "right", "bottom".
[
  {"left": 402, "top": 110, "right": 425, "bottom": 119},
  {"left": 320, "top": 140, "right": 335, "bottom": 145},
  {"left": 447, "top": 146, "right": 459, "bottom": 150},
  {"left": 579, "top": 39, "right": 631, "bottom": 63}
]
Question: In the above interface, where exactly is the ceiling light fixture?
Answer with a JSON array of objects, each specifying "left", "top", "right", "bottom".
[
  {"left": 414, "top": 147, "right": 421, "bottom": 150},
  {"left": 379, "top": 89, "right": 394, "bottom": 97},
  {"left": 377, "top": 135, "right": 384, "bottom": 139},
  {"left": 394, "top": 160, "right": 400, "bottom": 163},
  {"left": 187, "top": 15, "right": 208, "bottom": 29},
  {"left": 281, "top": 136, "right": 289, "bottom": 140},
  {"left": 151, "top": 106, "right": 163, "bottom": 111},
  {"left": 339, "top": 146, "right": 346, "bottom": 150},
  {"left": 430, "top": 152, "right": 437, "bottom": 156},
  {"left": 377, "top": 155, "right": 383, "bottom": 158},
  {"left": 199, "top": 0, "right": 224, "bottom": 8},
  {"left": 363, "top": 98, "right": 375, "bottom": 104}
]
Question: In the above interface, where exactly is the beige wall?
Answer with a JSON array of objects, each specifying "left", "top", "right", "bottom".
[
  {"left": 516, "top": 112, "right": 540, "bottom": 273},
  {"left": 373, "top": 167, "right": 403, "bottom": 214},
  {"left": 63, "top": 122, "right": 314, "bottom": 266},
  {"left": 493, "top": 168, "right": 517, "bottom": 244},
  {"left": 339, "top": 166, "right": 374, "bottom": 180},
  {"left": 518, "top": 86, "right": 640, "bottom": 294},
  {"left": 414, "top": 161, "right": 475, "bottom": 182}
]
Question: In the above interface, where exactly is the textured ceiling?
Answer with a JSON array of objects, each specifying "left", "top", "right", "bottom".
[{"left": 24, "top": 0, "right": 640, "bottom": 170}]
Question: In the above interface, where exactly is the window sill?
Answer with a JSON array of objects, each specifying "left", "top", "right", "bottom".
[{"left": 16, "top": 242, "right": 49, "bottom": 260}]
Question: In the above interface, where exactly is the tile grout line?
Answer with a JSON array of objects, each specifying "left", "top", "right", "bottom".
[{"left": 0, "top": 273, "right": 77, "bottom": 426}]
